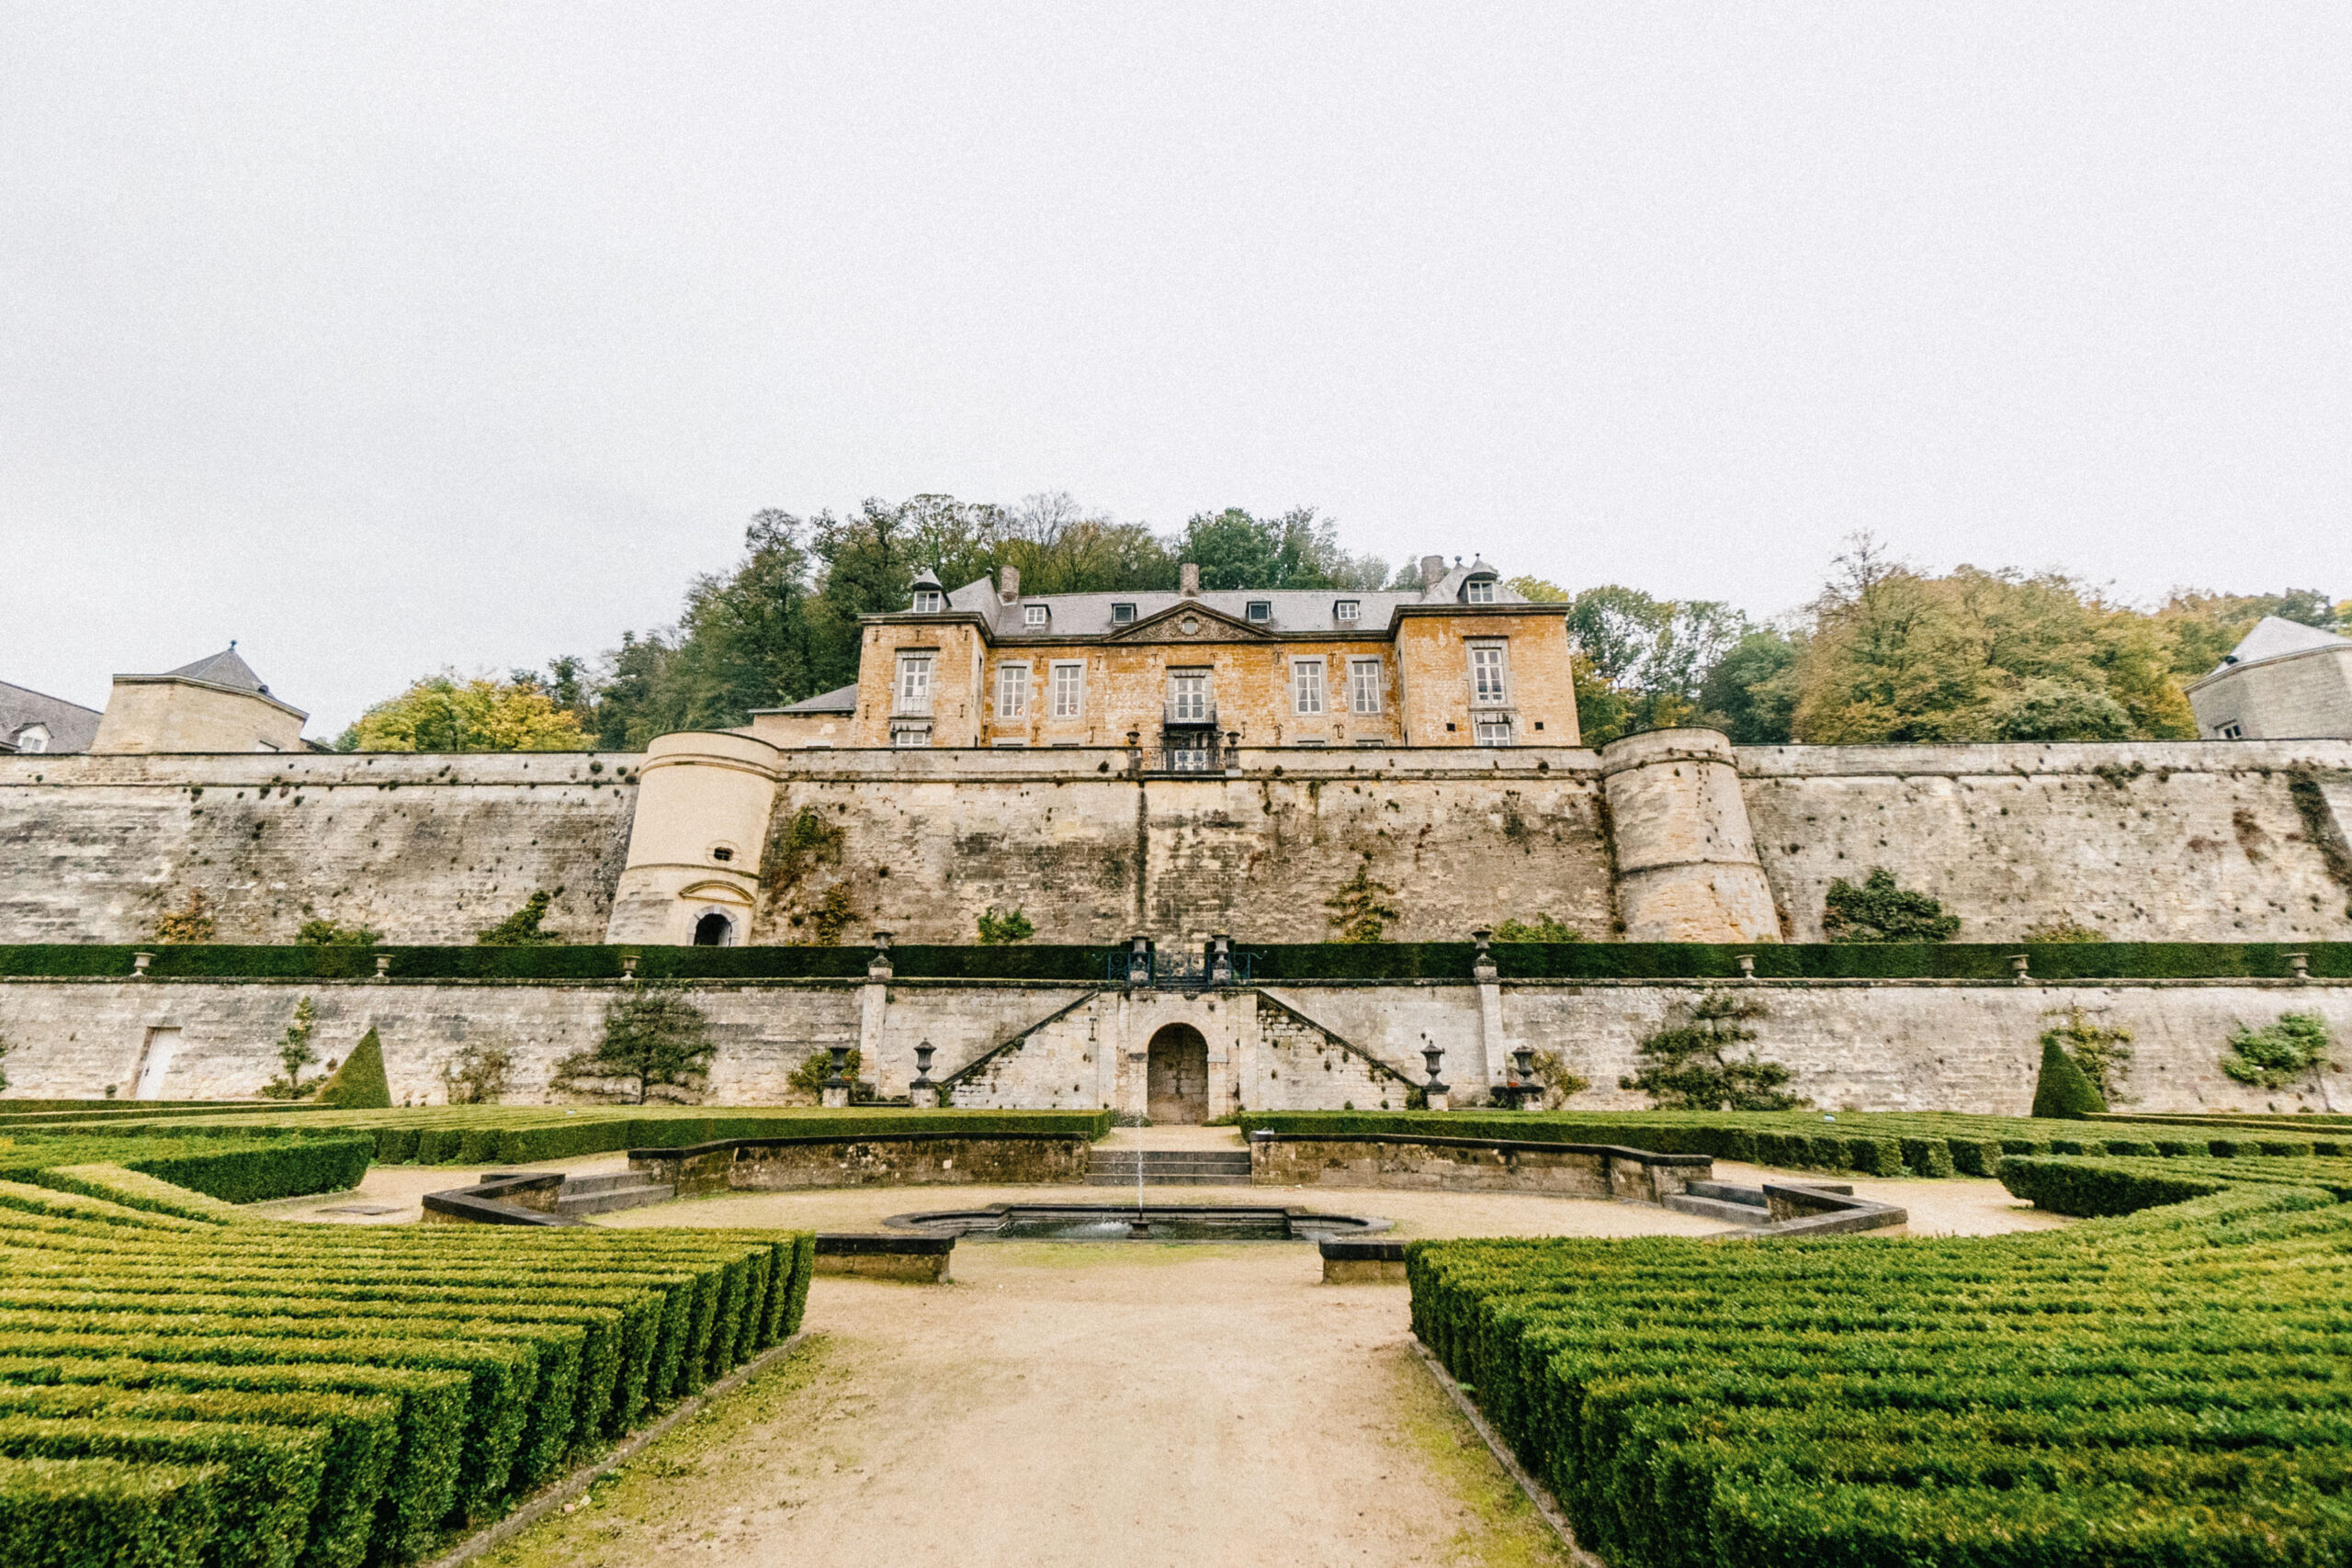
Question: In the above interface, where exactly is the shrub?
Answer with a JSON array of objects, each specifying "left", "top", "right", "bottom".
[
  {"left": 2220, "top": 1012, "right": 2337, "bottom": 1090},
  {"left": 785, "top": 1048, "right": 871, "bottom": 1103},
  {"left": 1620, "top": 991, "right": 1805, "bottom": 1111},
  {"left": 1322, "top": 855, "right": 1399, "bottom": 944},
  {"left": 294, "top": 919, "right": 380, "bottom": 947},
  {"left": 974, "top": 907, "right": 1035, "bottom": 945},
  {"left": 310, "top": 1030, "right": 390, "bottom": 1110},
  {"left": 474, "top": 889, "right": 564, "bottom": 947},
  {"left": 2030, "top": 1034, "right": 2108, "bottom": 1119},
  {"left": 2020, "top": 917, "right": 2106, "bottom": 942},
  {"left": 1820, "top": 867, "right": 1960, "bottom": 942},
  {"left": 549, "top": 985, "right": 716, "bottom": 1104},
  {"left": 1524, "top": 1050, "right": 1588, "bottom": 1109},
  {"left": 153, "top": 891, "right": 216, "bottom": 945},
  {"left": 1491, "top": 915, "right": 1580, "bottom": 942},
  {"left": 806, "top": 885, "right": 857, "bottom": 946},
  {"left": 0, "top": 1452, "right": 222, "bottom": 1568}
]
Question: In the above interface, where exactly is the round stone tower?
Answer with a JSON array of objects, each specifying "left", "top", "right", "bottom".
[
  {"left": 1600, "top": 728, "right": 1780, "bottom": 942},
  {"left": 604, "top": 730, "right": 781, "bottom": 946}
]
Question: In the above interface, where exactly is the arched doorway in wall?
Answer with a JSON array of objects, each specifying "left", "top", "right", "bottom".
[
  {"left": 1146, "top": 1023, "right": 1209, "bottom": 1124},
  {"left": 692, "top": 909, "right": 735, "bottom": 946}
]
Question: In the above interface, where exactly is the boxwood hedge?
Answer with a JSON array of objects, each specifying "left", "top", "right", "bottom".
[
  {"left": 1, "top": 939, "right": 2342, "bottom": 982},
  {"left": 1411, "top": 1154, "right": 2352, "bottom": 1566},
  {"left": 0, "top": 1145, "right": 814, "bottom": 1568}
]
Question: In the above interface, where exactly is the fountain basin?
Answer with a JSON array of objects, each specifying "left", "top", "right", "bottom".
[{"left": 882, "top": 1202, "right": 1393, "bottom": 1242}]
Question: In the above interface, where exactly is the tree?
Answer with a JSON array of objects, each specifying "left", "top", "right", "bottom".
[
  {"left": 2219, "top": 1013, "right": 2337, "bottom": 1092},
  {"left": 1179, "top": 506, "right": 1385, "bottom": 592},
  {"left": 477, "top": 889, "right": 565, "bottom": 946},
  {"left": 551, "top": 985, "right": 717, "bottom": 1104},
  {"left": 1822, "top": 868, "right": 1961, "bottom": 943},
  {"left": 1620, "top": 992, "right": 1806, "bottom": 1111},
  {"left": 345, "top": 672, "right": 589, "bottom": 752},
  {"left": 1560, "top": 586, "right": 1750, "bottom": 746},
  {"left": 1698, "top": 629, "right": 1800, "bottom": 743},
  {"left": 1324, "top": 855, "right": 1400, "bottom": 943},
  {"left": 258, "top": 997, "right": 322, "bottom": 1100}
]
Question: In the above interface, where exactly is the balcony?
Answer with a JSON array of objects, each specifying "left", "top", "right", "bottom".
[{"left": 1163, "top": 700, "right": 1217, "bottom": 727}]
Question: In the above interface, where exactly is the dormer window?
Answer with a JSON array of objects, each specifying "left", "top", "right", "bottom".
[
  {"left": 1334, "top": 600, "right": 1359, "bottom": 623},
  {"left": 913, "top": 590, "right": 944, "bottom": 613},
  {"left": 1024, "top": 604, "right": 1048, "bottom": 628},
  {"left": 1246, "top": 601, "right": 1272, "bottom": 624},
  {"left": 1464, "top": 578, "right": 1497, "bottom": 604},
  {"left": 1112, "top": 603, "right": 1136, "bottom": 625}
]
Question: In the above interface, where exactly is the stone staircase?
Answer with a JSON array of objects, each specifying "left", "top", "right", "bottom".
[
  {"left": 1085, "top": 1148, "right": 1254, "bottom": 1188},
  {"left": 552, "top": 1171, "right": 676, "bottom": 1217}
]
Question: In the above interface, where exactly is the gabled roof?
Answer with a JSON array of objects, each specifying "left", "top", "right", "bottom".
[
  {"left": 0, "top": 681, "right": 103, "bottom": 753},
  {"left": 157, "top": 645, "right": 271, "bottom": 694},
  {"left": 2211, "top": 615, "right": 2352, "bottom": 675}
]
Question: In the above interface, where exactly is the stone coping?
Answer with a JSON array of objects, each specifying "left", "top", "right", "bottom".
[
  {"left": 1751, "top": 1180, "right": 1906, "bottom": 1238},
  {"left": 419, "top": 1169, "right": 583, "bottom": 1227},
  {"left": 1247, "top": 1131, "right": 1712, "bottom": 1167},
  {"left": 627, "top": 1130, "right": 1097, "bottom": 1163},
  {"left": 11, "top": 973, "right": 2337, "bottom": 991},
  {"left": 1317, "top": 1237, "right": 1408, "bottom": 1262},
  {"left": 815, "top": 1231, "right": 956, "bottom": 1257}
]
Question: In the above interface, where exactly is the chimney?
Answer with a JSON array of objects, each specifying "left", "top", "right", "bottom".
[
  {"left": 1180, "top": 562, "right": 1201, "bottom": 598},
  {"left": 1419, "top": 555, "right": 1446, "bottom": 588},
  {"left": 998, "top": 564, "right": 1021, "bottom": 604}
]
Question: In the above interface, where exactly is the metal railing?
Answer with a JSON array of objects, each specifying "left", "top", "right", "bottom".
[{"left": 1140, "top": 742, "right": 1229, "bottom": 774}]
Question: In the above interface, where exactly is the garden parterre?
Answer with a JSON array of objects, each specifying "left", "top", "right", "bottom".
[
  {"left": 1409, "top": 1151, "right": 2352, "bottom": 1566},
  {"left": 0, "top": 1143, "right": 812, "bottom": 1568}
]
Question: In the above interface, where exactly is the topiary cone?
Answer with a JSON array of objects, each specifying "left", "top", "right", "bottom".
[
  {"left": 312, "top": 1026, "right": 392, "bottom": 1109},
  {"left": 2030, "top": 1035, "right": 2107, "bottom": 1120}
]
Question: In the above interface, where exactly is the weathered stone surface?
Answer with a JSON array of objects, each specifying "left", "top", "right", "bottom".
[
  {"left": 1251, "top": 1134, "right": 1708, "bottom": 1198},
  {"left": 634, "top": 1134, "right": 1091, "bottom": 1193}
]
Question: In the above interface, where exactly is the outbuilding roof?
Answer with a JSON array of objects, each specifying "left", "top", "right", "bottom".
[{"left": 2210, "top": 615, "right": 2352, "bottom": 675}]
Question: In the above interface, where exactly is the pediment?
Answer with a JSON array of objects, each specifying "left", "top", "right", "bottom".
[{"left": 1103, "top": 603, "right": 1272, "bottom": 644}]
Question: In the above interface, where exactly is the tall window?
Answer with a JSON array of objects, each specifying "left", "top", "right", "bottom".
[
  {"left": 1348, "top": 659, "right": 1383, "bottom": 714},
  {"left": 1470, "top": 644, "right": 1507, "bottom": 705},
  {"left": 1051, "top": 661, "right": 1085, "bottom": 718},
  {"left": 996, "top": 663, "right": 1030, "bottom": 719},
  {"left": 1464, "top": 578, "right": 1497, "bottom": 604},
  {"left": 1293, "top": 659, "right": 1326, "bottom": 716},
  {"left": 896, "top": 652, "right": 934, "bottom": 714},
  {"left": 1169, "top": 671, "right": 1209, "bottom": 722}
]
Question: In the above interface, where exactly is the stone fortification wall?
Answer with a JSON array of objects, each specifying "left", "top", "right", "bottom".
[
  {"left": 1739, "top": 740, "right": 2352, "bottom": 942},
  {"left": 0, "top": 751, "right": 641, "bottom": 945},
  {"left": 4, "top": 973, "right": 2343, "bottom": 1117}
]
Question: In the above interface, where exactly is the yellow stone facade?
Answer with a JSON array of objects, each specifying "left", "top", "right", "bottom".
[{"left": 838, "top": 566, "right": 1577, "bottom": 752}]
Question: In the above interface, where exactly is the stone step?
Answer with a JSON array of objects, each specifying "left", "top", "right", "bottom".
[
  {"left": 1682, "top": 1180, "right": 1769, "bottom": 1208},
  {"left": 1082, "top": 1171, "right": 1256, "bottom": 1187},
  {"left": 554, "top": 1179, "right": 675, "bottom": 1215},
  {"left": 1665, "top": 1193, "right": 1771, "bottom": 1227},
  {"left": 562, "top": 1171, "right": 660, "bottom": 1196},
  {"left": 1087, "top": 1155, "right": 1252, "bottom": 1170}
]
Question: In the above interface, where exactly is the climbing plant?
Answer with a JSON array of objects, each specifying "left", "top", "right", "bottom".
[
  {"left": 153, "top": 889, "right": 217, "bottom": 944},
  {"left": 297, "top": 916, "right": 382, "bottom": 946},
  {"left": 1492, "top": 914, "right": 1582, "bottom": 942},
  {"left": 2041, "top": 1006, "right": 2135, "bottom": 1102},
  {"left": 439, "top": 1039, "right": 515, "bottom": 1105},
  {"left": 2220, "top": 1012, "right": 2338, "bottom": 1091},
  {"left": 807, "top": 885, "right": 858, "bottom": 945},
  {"left": 476, "top": 888, "right": 566, "bottom": 946},
  {"left": 976, "top": 907, "right": 1036, "bottom": 944},
  {"left": 1821, "top": 867, "right": 1960, "bottom": 943},
  {"left": 786, "top": 1046, "right": 875, "bottom": 1102},
  {"left": 1324, "top": 854, "right": 1400, "bottom": 944},
  {"left": 1621, "top": 991, "right": 1806, "bottom": 1111}
]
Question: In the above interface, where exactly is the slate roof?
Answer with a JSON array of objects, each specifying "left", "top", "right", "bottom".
[
  {"left": 769, "top": 682, "right": 859, "bottom": 714},
  {"left": 158, "top": 645, "right": 273, "bottom": 694},
  {"left": 934, "top": 560, "right": 1521, "bottom": 637},
  {"left": 0, "top": 681, "right": 103, "bottom": 753},
  {"left": 2211, "top": 616, "right": 2352, "bottom": 675}
]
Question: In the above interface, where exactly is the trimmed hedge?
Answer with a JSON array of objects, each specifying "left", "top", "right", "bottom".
[
  {"left": 0, "top": 1139, "right": 815, "bottom": 1568},
  {"left": 2, "top": 940, "right": 2344, "bottom": 982},
  {"left": 11, "top": 1109, "right": 1112, "bottom": 1167},
  {"left": 0, "top": 1139, "right": 373, "bottom": 1206},
  {"left": 1411, "top": 1170, "right": 2352, "bottom": 1567}
]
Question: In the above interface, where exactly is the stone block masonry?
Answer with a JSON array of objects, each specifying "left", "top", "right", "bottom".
[{"left": 4, "top": 974, "right": 2344, "bottom": 1117}]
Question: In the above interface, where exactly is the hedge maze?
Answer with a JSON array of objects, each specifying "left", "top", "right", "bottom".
[
  {"left": 1410, "top": 1148, "right": 2352, "bottom": 1565},
  {"left": 0, "top": 1142, "right": 813, "bottom": 1568}
]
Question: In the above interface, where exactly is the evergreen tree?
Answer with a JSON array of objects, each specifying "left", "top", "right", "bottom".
[
  {"left": 2030, "top": 1035, "right": 2108, "bottom": 1119},
  {"left": 312, "top": 1027, "right": 392, "bottom": 1109},
  {"left": 1620, "top": 992, "right": 1805, "bottom": 1111},
  {"left": 552, "top": 985, "right": 717, "bottom": 1104}
]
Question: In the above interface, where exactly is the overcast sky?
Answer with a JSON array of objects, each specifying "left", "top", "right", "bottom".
[{"left": 6, "top": 6, "right": 2347, "bottom": 736}]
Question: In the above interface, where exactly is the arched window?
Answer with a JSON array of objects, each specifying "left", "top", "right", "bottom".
[{"left": 693, "top": 910, "right": 734, "bottom": 947}]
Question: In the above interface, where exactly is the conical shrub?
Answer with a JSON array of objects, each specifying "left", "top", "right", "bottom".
[
  {"left": 2030, "top": 1034, "right": 2107, "bottom": 1120},
  {"left": 311, "top": 1026, "right": 391, "bottom": 1109}
]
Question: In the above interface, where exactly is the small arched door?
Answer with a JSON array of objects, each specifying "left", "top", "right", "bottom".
[
  {"left": 1146, "top": 1023, "right": 1209, "bottom": 1124},
  {"left": 692, "top": 909, "right": 735, "bottom": 946}
]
